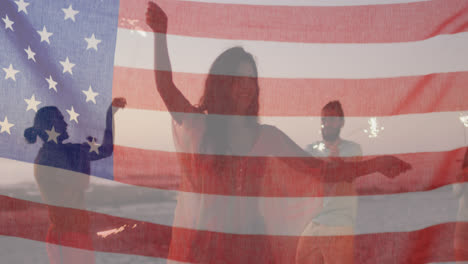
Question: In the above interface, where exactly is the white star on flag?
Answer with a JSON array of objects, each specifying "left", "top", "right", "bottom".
[
  {"left": 60, "top": 57, "right": 75, "bottom": 75},
  {"left": 3, "top": 64, "right": 20, "bottom": 81},
  {"left": 45, "top": 126, "right": 60, "bottom": 143},
  {"left": 62, "top": 5, "right": 79, "bottom": 22},
  {"left": 37, "top": 26, "right": 53, "bottom": 44},
  {"left": 14, "top": 0, "right": 30, "bottom": 14},
  {"left": 82, "top": 86, "right": 99, "bottom": 104},
  {"left": 0, "top": 117, "right": 14, "bottom": 135},
  {"left": 24, "top": 46, "right": 36, "bottom": 62},
  {"left": 24, "top": 94, "right": 41, "bottom": 112},
  {"left": 66, "top": 106, "right": 79, "bottom": 123},
  {"left": 2, "top": 15, "right": 14, "bottom": 31},
  {"left": 84, "top": 34, "right": 102, "bottom": 51},
  {"left": 87, "top": 138, "right": 101, "bottom": 154},
  {"left": 45, "top": 75, "right": 58, "bottom": 92}
]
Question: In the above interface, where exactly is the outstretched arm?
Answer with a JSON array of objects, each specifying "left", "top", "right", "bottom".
[
  {"left": 146, "top": 2, "right": 198, "bottom": 124},
  {"left": 268, "top": 126, "right": 411, "bottom": 183}
]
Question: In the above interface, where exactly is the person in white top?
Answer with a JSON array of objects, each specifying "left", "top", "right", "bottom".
[{"left": 297, "top": 101, "right": 361, "bottom": 264}]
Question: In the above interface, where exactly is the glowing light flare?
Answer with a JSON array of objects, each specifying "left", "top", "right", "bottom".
[
  {"left": 459, "top": 113, "right": 468, "bottom": 127},
  {"left": 313, "top": 142, "right": 326, "bottom": 152},
  {"left": 97, "top": 224, "right": 138, "bottom": 238},
  {"left": 364, "top": 117, "right": 384, "bottom": 138}
]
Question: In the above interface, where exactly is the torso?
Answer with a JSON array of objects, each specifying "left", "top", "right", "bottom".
[
  {"left": 34, "top": 143, "right": 91, "bottom": 232},
  {"left": 169, "top": 115, "right": 278, "bottom": 263}
]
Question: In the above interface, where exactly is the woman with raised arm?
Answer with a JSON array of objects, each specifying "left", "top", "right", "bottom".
[
  {"left": 24, "top": 98, "right": 126, "bottom": 264},
  {"left": 146, "top": 2, "right": 410, "bottom": 263}
]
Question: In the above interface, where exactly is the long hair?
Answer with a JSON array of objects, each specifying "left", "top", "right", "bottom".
[
  {"left": 198, "top": 47, "right": 260, "bottom": 155},
  {"left": 199, "top": 47, "right": 260, "bottom": 116}
]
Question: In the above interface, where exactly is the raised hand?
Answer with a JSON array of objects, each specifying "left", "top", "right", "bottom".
[
  {"left": 110, "top": 97, "right": 126, "bottom": 116},
  {"left": 112, "top": 97, "right": 127, "bottom": 109},
  {"left": 146, "top": 1, "right": 168, "bottom": 33}
]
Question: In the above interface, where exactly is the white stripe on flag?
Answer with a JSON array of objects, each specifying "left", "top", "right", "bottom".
[
  {"left": 1, "top": 158, "right": 465, "bottom": 236},
  {"left": 0, "top": 235, "right": 176, "bottom": 264},
  {"left": 114, "top": 29, "right": 468, "bottom": 79},
  {"left": 1, "top": 235, "right": 464, "bottom": 264},
  {"left": 113, "top": 108, "right": 467, "bottom": 156}
]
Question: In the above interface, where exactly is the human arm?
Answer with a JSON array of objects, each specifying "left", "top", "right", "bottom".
[
  {"left": 146, "top": 2, "right": 199, "bottom": 124},
  {"left": 267, "top": 126, "right": 411, "bottom": 183},
  {"left": 86, "top": 98, "right": 126, "bottom": 161}
]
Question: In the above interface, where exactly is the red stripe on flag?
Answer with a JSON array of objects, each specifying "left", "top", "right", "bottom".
[
  {"left": 114, "top": 145, "right": 467, "bottom": 197},
  {"left": 1, "top": 195, "right": 467, "bottom": 263},
  {"left": 0, "top": 195, "right": 170, "bottom": 258},
  {"left": 113, "top": 67, "right": 468, "bottom": 116},
  {"left": 119, "top": 0, "right": 468, "bottom": 43}
]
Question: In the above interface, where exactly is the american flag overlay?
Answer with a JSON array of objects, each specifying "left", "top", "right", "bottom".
[{"left": 1, "top": 0, "right": 468, "bottom": 263}]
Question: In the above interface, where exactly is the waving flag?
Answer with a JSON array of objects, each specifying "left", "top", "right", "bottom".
[{"left": 1, "top": 0, "right": 467, "bottom": 263}]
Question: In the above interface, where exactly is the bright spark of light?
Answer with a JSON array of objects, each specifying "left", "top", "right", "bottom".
[
  {"left": 459, "top": 113, "right": 468, "bottom": 127},
  {"left": 364, "top": 117, "right": 384, "bottom": 138},
  {"left": 313, "top": 142, "right": 326, "bottom": 151},
  {"left": 97, "top": 224, "right": 138, "bottom": 238}
]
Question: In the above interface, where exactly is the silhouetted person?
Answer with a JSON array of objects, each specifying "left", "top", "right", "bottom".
[
  {"left": 24, "top": 98, "right": 125, "bottom": 264},
  {"left": 297, "top": 101, "right": 361, "bottom": 264},
  {"left": 146, "top": 2, "right": 410, "bottom": 263},
  {"left": 453, "top": 148, "right": 468, "bottom": 262},
  {"left": 306, "top": 101, "right": 362, "bottom": 158}
]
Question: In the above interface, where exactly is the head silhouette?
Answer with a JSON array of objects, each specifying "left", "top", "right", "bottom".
[
  {"left": 24, "top": 106, "right": 69, "bottom": 144},
  {"left": 198, "top": 47, "right": 260, "bottom": 154},
  {"left": 321, "top": 101, "right": 344, "bottom": 142},
  {"left": 199, "top": 47, "right": 260, "bottom": 116}
]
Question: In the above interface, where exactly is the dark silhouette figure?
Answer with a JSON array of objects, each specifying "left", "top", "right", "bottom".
[
  {"left": 146, "top": 2, "right": 411, "bottom": 263},
  {"left": 24, "top": 98, "right": 125, "bottom": 264}
]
